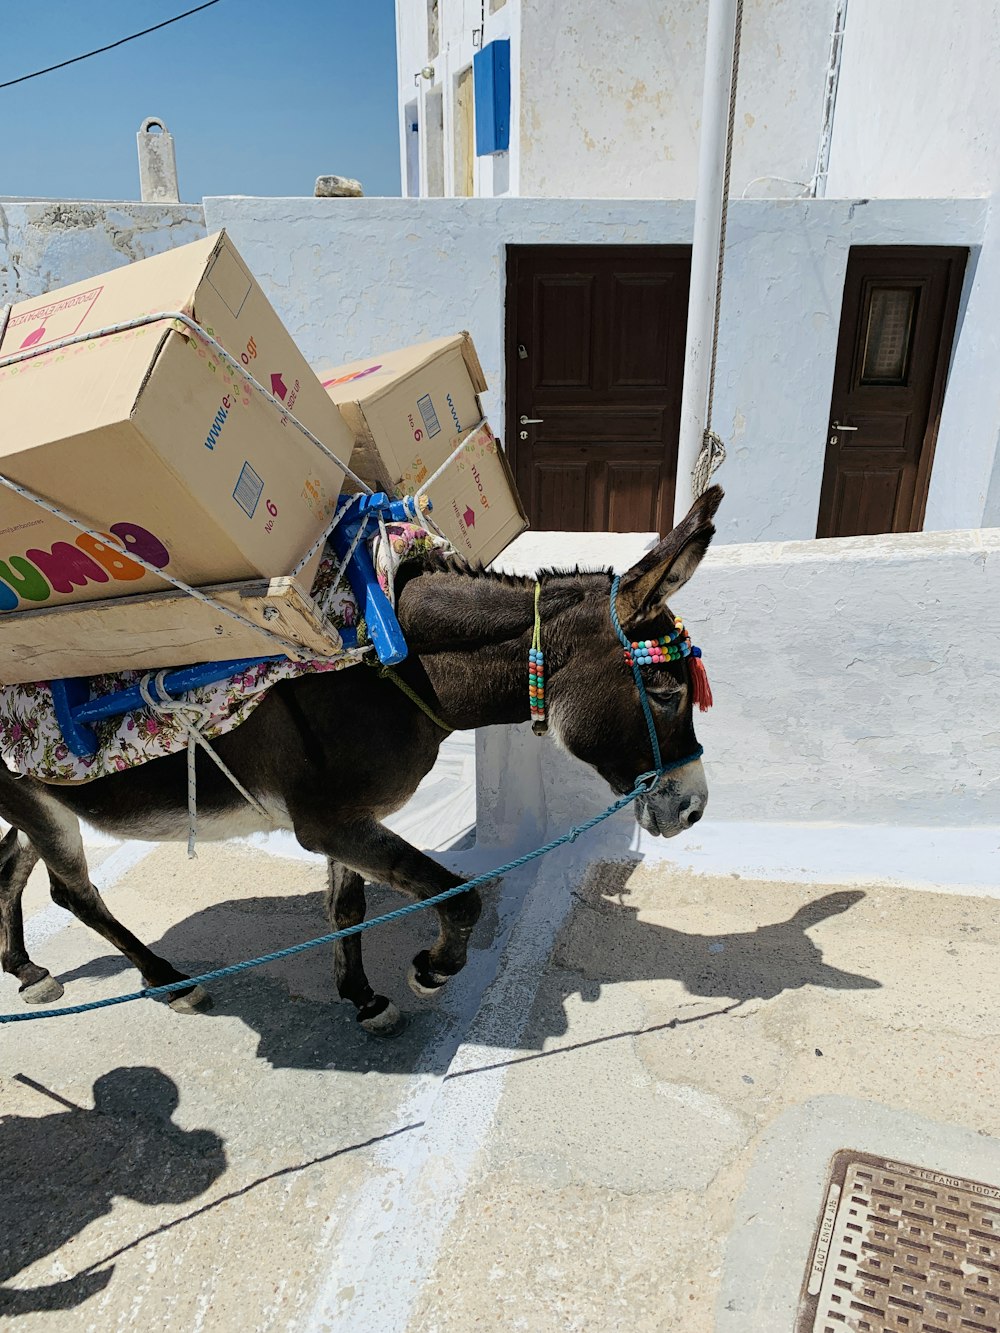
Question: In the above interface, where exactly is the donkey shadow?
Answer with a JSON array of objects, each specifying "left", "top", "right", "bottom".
[
  {"left": 556, "top": 859, "right": 880, "bottom": 1010},
  {"left": 56, "top": 885, "right": 456, "bottom": 1076},
  {"left": 56, "top": 862, "right": 879, "bottom": 1068},
  {"left": 0, "top": 1067, "right": 225, "bottom": 1317}
]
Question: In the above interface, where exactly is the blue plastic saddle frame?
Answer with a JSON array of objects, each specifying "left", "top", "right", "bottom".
[{"left": 49, "top": 492, "right": 420, "bottom": 760}]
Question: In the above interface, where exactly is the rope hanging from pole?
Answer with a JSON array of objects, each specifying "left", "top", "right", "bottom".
[{"left": 693, "top": 0, "right": 745, "bottom": 498}]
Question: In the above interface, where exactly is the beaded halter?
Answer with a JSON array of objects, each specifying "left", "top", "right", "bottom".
[
  {"left": 621, "top": 621, "right": 713, "bottom": 712},
  {"left": 528, "top": 578, "right": 713, "bottom": 747}
]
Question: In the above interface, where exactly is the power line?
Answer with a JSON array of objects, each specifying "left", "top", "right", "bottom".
[{"left": 0, "top": 0, "right": 224, "bottom": 91}]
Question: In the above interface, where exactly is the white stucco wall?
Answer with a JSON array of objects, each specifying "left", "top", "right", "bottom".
[
  {"left": 827, "top": 0, "right": 1000, "bottom": 199},
  {"left": 0, "top": 200, "right": 206, "bottom": 303},
  {"left": 396, "top": 0, "right": 519, "bottom": 198},
  {"left": 518, "top": 0, "right": 835, "bottom": 200},
  {"left": 924, "top": 201, "right": 1000, "bottom": 532},
  {"left": 397, "top": 0, "right": 838, "bottom": 201},
  {"left": 985, "top": 448, "right": 1000, "bottom": 530},
  {"left": 205, "top": 193, "right": 989, "bottom": 543},
  {"left": 10, "top": 192, "right": 991, "bottom": 540},
  {"left": 478, "top": 528, "right": 1000, "bottom": 843},
  {"left": 399, "top": 0, "right": 999, "bottom": 204}
]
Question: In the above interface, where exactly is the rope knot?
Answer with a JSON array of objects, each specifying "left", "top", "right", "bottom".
[
  {"left": 137, "top": 671, "right": 271, "bottom": 858},
  {"left": 693, "top": 429, "right": 727, "bottom": 498}
]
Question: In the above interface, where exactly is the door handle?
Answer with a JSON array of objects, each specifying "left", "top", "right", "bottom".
[
  {"left": 519, "top": 415, "right": 544, "bottom": 425},
  {"left": 831, "top": 422, "right": 859, "bottom": 431}
]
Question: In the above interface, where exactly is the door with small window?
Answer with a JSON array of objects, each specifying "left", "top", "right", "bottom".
[{"left": 817, "top": 247, "right": 966, "bottom": 538}]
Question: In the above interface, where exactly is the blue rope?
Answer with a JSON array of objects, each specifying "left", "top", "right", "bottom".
[
  {"left": 0, "top": 771, "right": 669, "bottom": 1025},
  {"left": 609, "top": 574, "right": 663, "bottom": 773},
  {"left": 0, "top": 580, "right": 703, "bottom": 1026}
]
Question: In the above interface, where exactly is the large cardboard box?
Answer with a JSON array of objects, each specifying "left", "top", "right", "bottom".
[
  {"left": 0, "top": 232, "right": 354, "bottom": 614},
  {"left": 319, "top": 333, "right": 528, "bottom": 566}
]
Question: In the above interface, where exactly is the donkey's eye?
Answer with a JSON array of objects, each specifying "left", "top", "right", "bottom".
[{"left": 646, "top": 688, "right": 681, "bottom": 715}]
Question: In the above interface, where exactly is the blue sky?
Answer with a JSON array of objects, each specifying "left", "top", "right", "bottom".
[{"left": 0, "top": 1, "right": 401, "bottom": 201}]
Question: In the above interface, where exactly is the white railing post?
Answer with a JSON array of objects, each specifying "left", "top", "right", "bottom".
[{"left": 675, "top": 0, "right": 741, "bottom": 523}]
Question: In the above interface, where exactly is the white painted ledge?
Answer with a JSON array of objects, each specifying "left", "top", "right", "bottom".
[{"left": 476, "top": 528, "right": 1000, "bottom": 888}]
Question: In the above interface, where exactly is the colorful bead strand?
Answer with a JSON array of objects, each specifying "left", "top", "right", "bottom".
[
  {"left": 621, "top": 618, "right": 713, "bottom": 712},
  {"left": 529, "top": 582, "right": 547, "bottom": 734}
]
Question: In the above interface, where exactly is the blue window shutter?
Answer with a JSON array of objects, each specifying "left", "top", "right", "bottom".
[{"left": 473, "top": 39, "right": 511, "bottom": 156}]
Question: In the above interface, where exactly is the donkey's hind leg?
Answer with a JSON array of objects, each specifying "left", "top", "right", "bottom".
[
  {"left": 47, "top": 869, "right": 212, "bottom": 1014},
  {"left": 325, "top": 860, "right": 404, "bottom": 1036},
  {"left": 0, "top": 826, "right": 65, "bottom": 1003},
  {"left": 0, "top": 778, "right": 209, "bottom": 1012}
]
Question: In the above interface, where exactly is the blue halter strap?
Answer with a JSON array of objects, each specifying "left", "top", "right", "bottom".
[{"left": 609, "top": 574, "right": 704, "bottom": 786}]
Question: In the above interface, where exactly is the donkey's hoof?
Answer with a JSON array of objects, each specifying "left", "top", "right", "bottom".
[
  {"left": 168, "top": 984, "right": 213, "bottom": 1014},
  {"left": 408, "top": 950, "right": 452, "bottom": 998},
  {"left": 358, "top": 995, "right": 405, "bottom": 1037},
  {"left": 19, "top": 973, "right": 65, "bottom": 1005}
]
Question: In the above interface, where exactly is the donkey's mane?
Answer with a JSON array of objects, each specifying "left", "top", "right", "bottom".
[{"left": 404, "top": 548, "right": 614, "bottom": 586}]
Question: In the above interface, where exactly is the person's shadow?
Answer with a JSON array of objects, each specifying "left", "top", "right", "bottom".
[{"left": 0, "top": 1067, "right": 226, "bottom": 1316}]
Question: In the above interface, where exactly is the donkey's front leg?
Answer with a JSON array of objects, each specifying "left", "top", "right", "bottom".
[
  {"left": 297, "top": 817, "right": 482, "bottom": 1021},
  {"left": 325, "top": 860, "right": 404, "bottom": 1037},
  {"left": 342, "top": 823, "right": 482, "bottom": 997}
]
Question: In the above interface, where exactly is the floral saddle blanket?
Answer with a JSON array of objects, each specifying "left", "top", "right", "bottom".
[{"left": 0, "top": 524, "right": 441, "bottom": 785}]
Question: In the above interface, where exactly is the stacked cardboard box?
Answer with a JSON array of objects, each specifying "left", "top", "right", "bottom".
[
  {"left": 0, "top": 233, "right": 354, "bottom": 614},
  {"left": 0, "top": 240, "right": 529, "bottom": 684},
  {"left": 320, "top": 333, "right": 527, "bottom": 567}
]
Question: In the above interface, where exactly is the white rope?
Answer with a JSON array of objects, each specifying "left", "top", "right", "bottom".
[
  {"left": 329, "top": 514, "right": 373, "bottom": 598},
  {"left": 412, "top": 418, "right": 490, "bottom": 547},
  {"left": 377, "top": 513, "right": 396, "bottom": 609},
  {"left": 138, "top": 670, "right": 272, "bottom": 858},
  {"left": 693, "top": 431, "right": 727, "bottom": 498},
  {"left": 0, "top": 309, "right": 372, "bottom": 494},
  {"left": 422, "top": 418, "right": 488, "bottom": 493},
  {"left": 291, "top": 493, "right": 355, "bottom": 578},
  {"left": 0, "top": 470, "right": 345, "bottom": 661},
  {"left": 0, "top": 310, "right": 369, "bottom": 659},
  {"left": 694, "top": 0, "right": 744, "bottom": 497}
]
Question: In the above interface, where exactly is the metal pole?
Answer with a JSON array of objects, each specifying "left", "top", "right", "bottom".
[{"left": 675, "top": 0, "right": 740, "bottom": 523}]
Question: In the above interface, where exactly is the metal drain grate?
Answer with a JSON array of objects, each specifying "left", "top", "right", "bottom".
[{"left": 797, "top": 1150, "right": 1000, "bottom": 1332}]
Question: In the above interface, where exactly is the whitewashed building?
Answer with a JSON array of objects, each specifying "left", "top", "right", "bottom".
[
  {"left": 391, "top": 0, "right": 1000, "bottom": 542},
  {"left": 3, "top": 3, "right": 1000, "bottom": 544}
]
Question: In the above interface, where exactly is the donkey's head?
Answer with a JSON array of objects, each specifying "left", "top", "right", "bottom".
[{"left": 546, "top": 486, "right": 722, "bottom": 837}]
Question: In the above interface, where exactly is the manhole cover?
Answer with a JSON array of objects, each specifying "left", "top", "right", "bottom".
[{"left": 797, "top": 1150, "right": 1000, "bottom": 1332}]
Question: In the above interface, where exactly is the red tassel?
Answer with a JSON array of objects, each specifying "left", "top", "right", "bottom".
[{"left": 690, "top": 655, "right": 713, "bottom": 712}]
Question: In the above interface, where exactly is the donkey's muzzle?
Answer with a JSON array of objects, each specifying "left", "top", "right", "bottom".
[{"left": 636, "top": 760, "right": 708, "bottom": 837}]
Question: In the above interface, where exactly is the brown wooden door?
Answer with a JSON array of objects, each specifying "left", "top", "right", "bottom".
[
  {"left": 817, "top": 246, "right": 966, "bottom": 538},
  {"left": 506, "top": 246, "right": 690, "bottom": 532}
]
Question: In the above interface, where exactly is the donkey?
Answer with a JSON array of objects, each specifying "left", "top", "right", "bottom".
[{"left": 0, "top": 487, "right": 722, "bottom": 1035}]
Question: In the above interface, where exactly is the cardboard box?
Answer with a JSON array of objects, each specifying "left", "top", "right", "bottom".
[
  {"left": 0, "top": 232, "right": 354, "bottom": 614},
  {"left": 0, "top": 575, "right": 342, "bottom": 685},
  {"left": 319, "top": 333, "right": 528, "bottom": 566}
]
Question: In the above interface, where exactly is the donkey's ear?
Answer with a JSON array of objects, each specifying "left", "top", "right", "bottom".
[{"left": 616, "top": 485, "right": 722, "bottom": 628}]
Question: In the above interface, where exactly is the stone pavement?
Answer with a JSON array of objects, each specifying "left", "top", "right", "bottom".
[
  {"left": 2, "top": 753, "right": 998, "bottom": 1330},
  {"left": 406, "top": 859, "right": 1000, "bottom": 1332}
]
